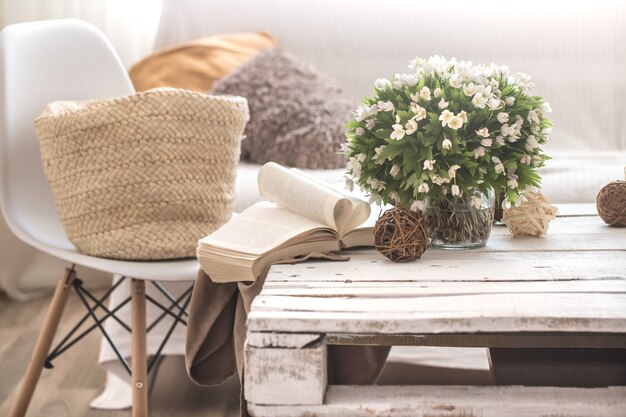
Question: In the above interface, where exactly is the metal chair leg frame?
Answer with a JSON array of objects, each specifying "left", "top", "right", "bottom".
[{"left": 11, "top": 267, "right": 194, "bottom": 417}]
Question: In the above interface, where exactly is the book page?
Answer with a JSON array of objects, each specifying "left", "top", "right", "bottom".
[
  {"left": 199, "top": 201, "right": 334, "bottom": 255},
  {"left": 257, "top": 162, "right": 352, "bottom": 232},
  {"left": 257, "top": 162, "right": 372, "bottom": 236}
]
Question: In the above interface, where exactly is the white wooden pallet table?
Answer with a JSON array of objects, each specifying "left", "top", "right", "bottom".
[{"left": 244, "top": 204, "right": 626, "bottom": 417}]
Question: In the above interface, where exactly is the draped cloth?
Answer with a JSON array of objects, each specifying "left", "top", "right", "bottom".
[{"left": 185, "top": 259, "right": 390, "bottom": 416}]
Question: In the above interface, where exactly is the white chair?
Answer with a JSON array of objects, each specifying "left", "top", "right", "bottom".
[{"left": 0, "top": 19, "right": 199, "bottom": 417}]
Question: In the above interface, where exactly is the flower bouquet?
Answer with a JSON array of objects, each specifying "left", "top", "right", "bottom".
[{"left": 344, "top": 55, "right": 552, "bottom": 249}]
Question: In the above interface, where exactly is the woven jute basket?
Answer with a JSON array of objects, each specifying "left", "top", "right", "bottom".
[{"left": 35, "top": 88, "right": 249, "bottom": 260}]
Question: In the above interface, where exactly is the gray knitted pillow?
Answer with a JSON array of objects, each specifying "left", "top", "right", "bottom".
[{"left": 211, "top": 49, "right": 355, "bottom": 169}]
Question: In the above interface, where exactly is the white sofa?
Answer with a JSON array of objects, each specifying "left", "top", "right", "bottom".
[{"left": 157, "top": 0, "right": 626, "bottom": 211}]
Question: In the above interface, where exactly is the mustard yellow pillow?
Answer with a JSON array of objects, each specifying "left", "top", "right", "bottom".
[{"left": 129, "top": 31, "right": 277, "bottom": 92}]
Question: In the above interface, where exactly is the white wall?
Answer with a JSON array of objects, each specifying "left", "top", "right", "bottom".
[{"left": 0, "top": 0, "right": 162, "bottom": 68}]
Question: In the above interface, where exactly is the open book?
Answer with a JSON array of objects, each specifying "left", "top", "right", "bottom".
[{"left": 197, "top": 162, "right": 377, "bottom": 283}]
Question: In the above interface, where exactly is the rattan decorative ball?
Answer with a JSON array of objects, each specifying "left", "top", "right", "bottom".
[
  {"left": 502, "top": 191, "right": 558, "bottom": 237},
  {"left": 374, "top": 207, "right": 430, "bottom": 262},
  {"left": 596, "top": 180, "right": 626, "bottom": 227}
]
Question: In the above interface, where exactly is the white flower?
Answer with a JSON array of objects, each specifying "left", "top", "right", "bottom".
[
  {"left": 418, "top": 183, "right": 430, "bottom": 193},
  {"left": 347, "top": 157, "right": 361, "bottom": 177},
  {"left": 480, "top": 138, "right": 493, "bottom": 147},
  {"left": 463, "top": 83, "right": 476, "bottom": 97},
  {"left": 405, "top": 119, "right": 418, "bottom": 135},
  {"left": 532, "top": 155, "right": 543, "bottom": 167},
  {"left": 409, "top": 92, "right": 420, "bottom": 102},
  {"left": 423, "top": 159, "right": 436, "bottom": 170},
  {"left": 366, "top": 119, "right": 376, "bottom": 130},
  {"left": 458, "top": 110, "right": 468, "bottom": 123},
  {"left": 525, "top": 135, "right": 538, "bottom": 151},
  {"left": 470, "top": 195, "right": 482, "bottom": 209},
  {"left": 472, "top": 92, "right": 488, "bottom": 109},
  {"left": 496, "top": 112, "right": 509, "bottom": 124},
  {"left": 527, "top": 110, "right": 540, "bottom": 124},
  {"left": 431, "top": 175, "right": 447, "bottom": 185},
  {"left": 389, "top": 191, "right": 400, "bottom": 203},
  {"left": 504, "top": 96, "right": 516, "bottom": 106},
  {"left": 377, "top": 100, "right": 395, "bottom": 112},
  {"left": 449, "top": 74, "right": 462, "bottom": 88},
  {"left": 368, "top": 177, "right": 386, "bottom": 191},
  {"left": 372, "top": 145, "right": 386, "bottom": 164},
  {"left": 500, "top": 124, "right": 515, "bottom": 137},
  {"left": 390, "top": 124, "right": 405, "bottom": 140},
  {"left": 541, "top": 101, "right": 552, "bottom": 113},
  {"left": 368, "top": 104, "right": 379, "bottom": 116},
  {"left": 355, "top": 127, "right": 365, "bottom": 136},
  {"left": 474, "top": 146, "right": 486, "bottom": 158},
  {"left": 374, "top": 78, "right": 391, "bottom": 91},
  {"left": 495, "top": 135, "right": 505, "bottom": 146},
  {"left": 410, "top": 103, "right": 427, "bottom": 121},
  {"left": 355, "top": 105, "right": 369, "bottom": 122},
  {"left": 492, "top": 156, "right": 505, "bottom": 174},
  {"left": 507, "top": 178, "right": 518, "bottom": 189},
  {"left": 369, "top": 193, "right": 383, "bottom": 205},
  {"left": 448, "top": 164, "right": 461, "bottom": 178},
  {"left": 344, "top": 177, "right": 354, "bottom": 191},
  {"left": 438, "top": 98, "right": 449, "bottom": 109},
  {"left": 390, "top": 164, "right": 401, "bottom": 177},
  {"left": 442, "top": 138, "right": 452, "bottom": 150},
  {"left": 448, "top": 116, "right": 463, "bottom": 129},
  {"left": 356, "top": 152, "right": 366, "bottom": 162},
  {"left": 392, "top": 74, "right": 405, "bottom": 90},
  {"left": 439, "top": 110, "right": 454, "bottom": 127},
  {"left": 451, "top": 184, "right": 462, "bottom": 197},
  {"left": 476, "top": 127, "right": 490, "bottom": 138},
  {"left": 520, "top": 155, "right": 531, "bottom": 165},
  {"left": 410, "top": 200, "right": 424, "bottom": 212},
  {"left": 434, "top": 87, "right": 442, "bottom": 98},
  {"left": 488, "top": 97, "right": 501, "bottom": 110},
  {"left": 419, "top": 86, "right": 431, "bottom": 101}
]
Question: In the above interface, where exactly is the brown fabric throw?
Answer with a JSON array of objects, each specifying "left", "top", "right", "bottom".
[{"left": 186, "top": 267, "right": 390, "bottom": 415}]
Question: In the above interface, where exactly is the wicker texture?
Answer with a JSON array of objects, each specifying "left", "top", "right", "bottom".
[
  {"left": 374, "top": 208, "right": 429, "bottom": 262},
  {"left": 596, "top": 180, "right": 626, "bottom": 227},
  {"left": 502, "top": 192, "right": 558, "bottom": 237},
  {"left": 35, "top": 88, "right": 249, "bottom": 260}
]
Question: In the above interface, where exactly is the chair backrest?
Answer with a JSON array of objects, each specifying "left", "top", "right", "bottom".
[{"left": 0, "top": 19, "right": 134, "bottom": 251}]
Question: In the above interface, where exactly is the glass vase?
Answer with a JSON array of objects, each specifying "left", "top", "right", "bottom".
[{"left": 424, "top": 189, "right": 495, "bottom": 249}]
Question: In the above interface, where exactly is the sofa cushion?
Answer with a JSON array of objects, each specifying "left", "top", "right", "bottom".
[
  {"left": 129, "top": 32, "right": 276, "bottom": 92},
  {"left": 211, "top": 49, "right": 355, "bottom": 169}
]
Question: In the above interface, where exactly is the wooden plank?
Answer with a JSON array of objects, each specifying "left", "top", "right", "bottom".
[
  {"left": 248, "top": 385, "right": 626, "bottom": 417},
  {"left": 261, "top": 278, "right": 626, "bottom": 298},
  {"left": 248, "top": 291, "right": 626, "bottom": 333},
  {"left": 251, "top": 292, "right": 626, "bottom": 318},
  {"left": 244, "top": 335, "right": 327, "bottom": 406},
  {"left": 325, "top": 332, "right": 626, "bottom": 349},
  {"left": 247, "top": 333, "right": 322, "bottom": 348},
  {"left": 265, "top": 251, "right": 626, "bottom": 283}
]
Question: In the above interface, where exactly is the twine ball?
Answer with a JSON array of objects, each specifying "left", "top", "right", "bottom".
[
  {"left": 596, "top": 180, "right": 626, "bottom": 227},
  {"left": 502, "top": 191, "right": 558, "bottom": 237},
  {"left": 374, "top": 207, "right": 430, "bottom": 262}
]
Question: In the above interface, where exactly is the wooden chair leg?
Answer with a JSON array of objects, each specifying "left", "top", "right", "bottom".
[
  {"left": 131, "top": 279, "right": 148, "bottom": 417},
  {"left": 10, "top": 267, "right": 76, "bottom": 417}
]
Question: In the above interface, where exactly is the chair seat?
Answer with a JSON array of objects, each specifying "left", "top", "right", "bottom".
[{"left": 41, "top": 244, "right": 199, "bottom": 282}]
